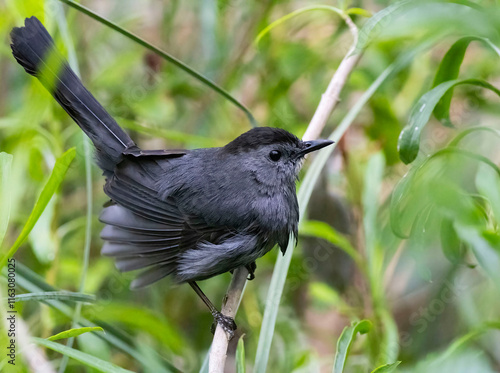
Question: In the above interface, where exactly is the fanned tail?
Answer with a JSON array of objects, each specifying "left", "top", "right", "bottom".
[{"left": 10, "top": 16, "right": 136, "bottom": 173}]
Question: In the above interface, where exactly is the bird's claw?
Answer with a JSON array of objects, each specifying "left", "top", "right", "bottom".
[
  {"left": 245, "top": 262, "right": 256, "bottom": 281},
  {"left": 211, "top": 311, "right": 237, "bottom": 339}
]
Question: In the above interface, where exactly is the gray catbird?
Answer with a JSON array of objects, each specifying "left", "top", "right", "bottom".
[{"left": 11, "top": 16, "right": 333, "bottom": 336}]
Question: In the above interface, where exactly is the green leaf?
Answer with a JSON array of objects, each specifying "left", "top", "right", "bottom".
[
  {"left": 332, "top": 320, "right": 372, "bottom": 373},
  {"left": 34, "top": 337, "right": 134, "bottom": 372},
  {"left": 254, "top": 41, "right": 435, "bottom": 373},
  {"left": 371, "top": 361, "right": 401, "bottom": 373},
  {"left": 236, "top": 336, "right": 246, "bottom": 373},
  {"left": 440, "top": 219, "right": 466, "bottom": 264},
  {"left": 58, "top": 0, "right": 257, "bottom": 127},
  {"left": 14, "top": 291, "right": 96, "bottom": 303},
  {"left": 0, "top": 153, "right": 13, "bottom": 248},
  {"left": 432, "top": 36, "right": 500, "bottom": 126},
  {"left": 48, "top": 327, "right": 104, "bottom": 341},
  {"left": 300, "top": 220, "right": 361, "bottom": 264},
  {"left": 355, "top": 0, "right": 415, "bottom": 52},
  {"left": 398, "top": 79, "right": 500, "bottom": 164},
  {"left": 0, "top": 148, "right": 76, "bottom": 269},
  {"left": 255, "top": 5, "right": 344, "bottom": 44}
]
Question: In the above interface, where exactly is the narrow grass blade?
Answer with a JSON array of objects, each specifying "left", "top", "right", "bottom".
[
  {"left": 333, "top": 320, "right": 372, "bottom": 373},
  {"left": 58, "top": 0, "right": 257, "bottom": 127},
  {"left": 434, "top": 321, "right": 500, "bottom": 363},
  {"left": 14, "top": 291, "right": 96, "bottom": 303},
  {"left": 362, "top": 153, "right": 385, "bottom": 265},
  {"left": 48, "top": 327, "right": 104, "bottom": 341},
  {"left": 34, "top": 337, "right": 134, "bottom": 373},
  {"left": 448, "top": 126, "right": 500, "bottom": 147},
  {"left": 255, "top": 5, "right": 344, "bottom": 44},
  {"left": 0, "top": 153, "right": 13, "bottom": 248},
  {"left": 0, "top": 148, "right": 76, "bottom": 270},
  {"left": 236, "top": 336, "right": 246, "bottom": 373}
]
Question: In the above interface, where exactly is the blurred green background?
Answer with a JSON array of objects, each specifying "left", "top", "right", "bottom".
[{"left": 2, "top": 0, "right": 500, "bottom": 372}]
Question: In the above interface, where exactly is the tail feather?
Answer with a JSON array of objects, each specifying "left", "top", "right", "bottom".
[{"left": 10, "top": 16, "right": 135, "bottom": 173}]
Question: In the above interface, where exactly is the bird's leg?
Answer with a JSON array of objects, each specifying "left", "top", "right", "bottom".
[
  {"left": 245, "top": 262, "right": 257, "bottom": 281},
  {"left": 188, "top": 281, "right": 237, "bottom": 339}
]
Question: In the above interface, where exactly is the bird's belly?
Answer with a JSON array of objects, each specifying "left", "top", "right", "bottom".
[{"left": 175, "top": 233, "right": 274, "bottom": 282}]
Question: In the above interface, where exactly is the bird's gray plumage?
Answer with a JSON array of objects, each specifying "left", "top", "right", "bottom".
[{"left": 10, "top": 16, "right": 333, "bottom": 290}]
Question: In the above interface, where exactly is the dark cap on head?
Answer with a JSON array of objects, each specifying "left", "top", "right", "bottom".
[{"left": 224, "top": 127, "right": 301, "bottom": 154}]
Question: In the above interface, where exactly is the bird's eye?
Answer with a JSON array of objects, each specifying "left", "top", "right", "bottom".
[{"left": 269, "top": 150, "right": 281, "bottom": 161}]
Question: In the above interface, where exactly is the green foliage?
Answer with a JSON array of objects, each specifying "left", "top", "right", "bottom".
[
  {"left": 333, "top": 320, "right": 372, "bottom": 373},
  {"left": 236, "top": 336, "right": 246, "bottom": 373},
  {"left": 0, "top": 148, "right": 75, "bottom": 269},
  {"left": 3, "top": 0, "right": 500, "bottom": 371},
  {"left": 47, "top": 326, "right": 104, "bottom": 341},
  {"left": 398, "top": 79, "right": 500, "bottom": 164},
  {"left": 33, "top": 337, "right": 134, "bottom": 373},
  {"left": 371, "top": 361, "right": 401, "bottom": 373}
]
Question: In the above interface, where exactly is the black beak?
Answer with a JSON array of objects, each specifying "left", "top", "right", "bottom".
[{"left": 296, "top": 139, "right": 334, "bottom": 158}]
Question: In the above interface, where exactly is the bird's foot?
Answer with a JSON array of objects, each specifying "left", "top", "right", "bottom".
[
  {"left": 245, "top": 262, "right": 257, "bottom": 281},
  {"left": 211, "top": 311, "right": 237, "bottom": 339}
]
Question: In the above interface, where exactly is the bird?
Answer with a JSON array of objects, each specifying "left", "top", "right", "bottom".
[{"left": 10, "top": 16, "right": 334, "bottom": 337}]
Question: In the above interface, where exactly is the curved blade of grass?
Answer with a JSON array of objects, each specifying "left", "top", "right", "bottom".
[
  {"left": 371, "top": 361, "right": 401, "bottom": 373},
  {"left": 255, "top": 5, "right": 344, "bottom": 44},
  {"left": 299, "top": 220, "right": 362, "bottom": 266},
  {"left": 236, "top": 336, "right": 246, "bottom": 373},
  {"left": 58, "top": 0, "right": 257, "bottom": 127},
  {"left": 0, "top": 148, "right": 76, "bottom": 270},
  {"left": 34, "top": 337, "right": 134, "bottom": 373},
  {"left": 333, "top": 320, "right": 372, "bottom": 373},
  {"left": 449, "top": 126, "right": 500, "bottom": 147},
  {"left": 0, "top": 153, "right": 13, "bottom": 248},
  {"left": 253, "top": 41, "right": 435, "bottom": 373},
  {"left": 432, "top": 36, "right": 500, "bottom": 126},
  {"left": 355, "top": 0, "right": 415, "bottom": 53},
  {"left": 435, "top": 321, "right": 500, "bottom": 363},
  {"left": 117, "top": 117, "right": 223, "bottom": 147},
  {"left": 14, "top": 291, "right": 96, "bottom": 303},
  {"left": 48, "top": 327, "right": 104, "bottom": 341},
  {"left": 398, "top": 79, "right": 500, "bottom": 164}
]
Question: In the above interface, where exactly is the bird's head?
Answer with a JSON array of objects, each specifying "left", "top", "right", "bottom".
[{"left": 222, "top": 127, "right": 334, "bottom": 189}]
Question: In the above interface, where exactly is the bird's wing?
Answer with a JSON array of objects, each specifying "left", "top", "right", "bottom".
[{"left": 100, "top": 154, "right": 231, "bottom": 288}]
